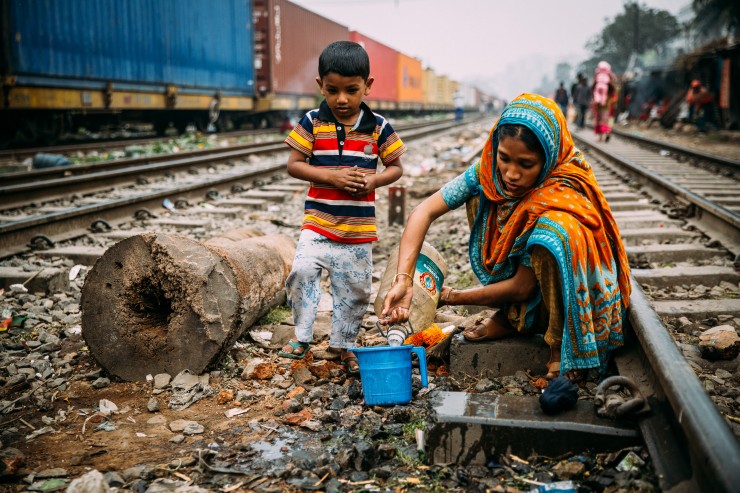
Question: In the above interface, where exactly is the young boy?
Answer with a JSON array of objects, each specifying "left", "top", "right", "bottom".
[{"left": 279, "top": 41, "right": 406, "bottom": 374}]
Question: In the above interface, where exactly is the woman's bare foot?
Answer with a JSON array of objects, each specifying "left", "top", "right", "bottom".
[
  {"left": 546, "top": 344, "right": 561, "bottom": 380},
  {"left": 462, "top": 311, "right": 516, "bottom": 342}
]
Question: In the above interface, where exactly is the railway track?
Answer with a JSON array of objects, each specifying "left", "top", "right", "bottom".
[
  {"left": 0, "top": 118, "right": 473, "bottom": 259},
  {"left": 569, "top": 128, "right": 740, "bottom": 491},
  {"left": 1, "top": 120, "right": 738, "bottom": 491}
]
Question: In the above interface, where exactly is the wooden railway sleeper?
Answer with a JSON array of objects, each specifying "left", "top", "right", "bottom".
[{"left": 594, "top": 375, "right": 650, "bottom": 419}]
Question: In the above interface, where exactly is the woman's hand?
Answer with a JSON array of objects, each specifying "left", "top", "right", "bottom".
[
  {"left": 438, "top": 285, "right": 455, "bottom": 307},
  {"left": 380, "top": 280, "right": 414, "bottom": 325}
]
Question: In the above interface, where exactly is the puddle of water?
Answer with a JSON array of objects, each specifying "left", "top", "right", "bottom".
[{"left": 250, "top": 437, "right": 291, "bottom": 461}]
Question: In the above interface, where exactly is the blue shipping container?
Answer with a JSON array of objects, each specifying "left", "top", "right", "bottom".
[{"left": 3, "top": 0, "right": 254, "bottom": 94}]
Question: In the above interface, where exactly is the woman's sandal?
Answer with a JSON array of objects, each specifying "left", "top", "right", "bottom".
[
  {"left": 341, "top": 350, "right": 360, "bottom": 376},
  {"left": 278, "top": 340, "right": 311, "bottom": 360},
  {"left": 462, "top": 313, "right": 516, "bottom": 342}
]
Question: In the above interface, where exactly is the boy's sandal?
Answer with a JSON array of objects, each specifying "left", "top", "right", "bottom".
[
  {"left": 278, "top": 340, "right": 311, "bottom": 360},
  {"left": 341, "top": 351, "right": 360, "bottom": 375}
]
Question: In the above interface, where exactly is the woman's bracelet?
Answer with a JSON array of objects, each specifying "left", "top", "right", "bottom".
[
  {"left": 393, "top": 272, "right": 413, "bottom": 286},
  {"left": 441, "top": 288, "right": 454, "bottom": 303}
]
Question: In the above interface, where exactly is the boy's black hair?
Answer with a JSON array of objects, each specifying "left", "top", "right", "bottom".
[
  {"left": 498, "top": 124, "right": 546, "bottom": 163},
  {"left": 318, "top": 41, "right": 370, "bottom": 81}
]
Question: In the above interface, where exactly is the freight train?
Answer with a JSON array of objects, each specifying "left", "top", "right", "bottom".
[{"left": 0, "top": 0, "right": 492, "bottom": 147}]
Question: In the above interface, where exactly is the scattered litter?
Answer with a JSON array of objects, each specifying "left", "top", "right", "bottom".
[
  {"left": 169, "top": 370, "right": 212, "bottom": 411},
  {"left": 225, "top": 407, "right": 250, "bottom": 418},
  {"left": 528, "top": 481, "right": 577, "bottom": 493},
  {"left": 98, "top": 399, "right": 118, "bottom": 416},
  {"left": 9, "top": 284, "right": 28, "bottom": 293},
  {"left": 616, "top": 450, "right": 645, "bottom": 472},
  {"left": 68, "top": 264, "right": 84, "bottom": 281},
  {"left": 25, "top": 426, "right": 55, "bottom": 441},
  {"left": 136, "top": 432, "right": 149, "bottom": 438},
  {"left": 95, "top": 421, "right": 117, "bottom": 432},
  {"left": 658, "top": 150, "right": 671, "bottom": 157},
  {"left": 163, "top": 198, "right": 177, "bottom": 212},
  {"left": 66, "top": 325, "right": 82, "bottom": 336}
]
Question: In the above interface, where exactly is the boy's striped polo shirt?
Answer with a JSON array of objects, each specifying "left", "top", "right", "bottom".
[{"left": 284, "top": 100, "right": 406, "bottom": 243}]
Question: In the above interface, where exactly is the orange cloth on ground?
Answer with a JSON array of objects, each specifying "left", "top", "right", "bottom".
[{"left": 404, "top": 324, "right": 446, "bottom": 348}]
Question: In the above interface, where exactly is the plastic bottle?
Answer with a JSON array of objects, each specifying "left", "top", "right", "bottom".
[{"left": 374, "top": 241, "right": 448, "bottom": 334}]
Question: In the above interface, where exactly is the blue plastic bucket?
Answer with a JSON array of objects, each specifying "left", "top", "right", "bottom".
[{"left": 352, "top": 345, "right": 428, "bottom": 406}]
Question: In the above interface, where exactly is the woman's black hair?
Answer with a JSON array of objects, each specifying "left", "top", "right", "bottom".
[
  {"left": 498, "top": 124, "right": 546, "bottom": 163},
  {"left": 318, "top": 41, "right": 370, "bottom": 80}
]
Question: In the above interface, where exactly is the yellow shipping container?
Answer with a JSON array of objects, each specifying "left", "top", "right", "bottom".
[{"left": 422, "top": 68, "right": 439, "bottom": 106}]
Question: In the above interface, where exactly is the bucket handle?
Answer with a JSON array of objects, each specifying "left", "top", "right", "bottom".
[
  {"left": 376, "top": 318, "right": 414, "bottom": 339},
  {"left": 410, "top": 346, "right": 428, "bottom": 387}
]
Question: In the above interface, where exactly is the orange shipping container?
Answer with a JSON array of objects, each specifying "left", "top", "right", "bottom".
[{"left": 397, "top": 53, "right": 423, "bottom": 106}]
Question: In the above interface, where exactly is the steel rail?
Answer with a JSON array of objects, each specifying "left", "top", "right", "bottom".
[
  {"left": 0, "top": 118, "right": 461, "bottom": 183},
  {"left": 0, "top": 164, "right": 285, "bottom": 259},
  {"left": 609, "top": 126, "right": 740, "bottom": 171},
  {"left": 0, "top": 119, "right": 471, "bottom": 258},
  {"left": 576, "top": 136, "right": 740, "bottom": 251},
  {"left": 627, "top": 280, "right": 740, "bottom": 492}
]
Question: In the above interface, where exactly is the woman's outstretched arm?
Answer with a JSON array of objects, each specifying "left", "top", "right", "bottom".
[
  {"left": 440, "top": 263, "right": 538, "bottom": 308},
  {"left": 380, "top": 191, "right": 450, "bottom": 324}
]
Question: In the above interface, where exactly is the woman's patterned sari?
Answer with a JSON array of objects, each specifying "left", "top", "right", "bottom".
[{"left": 460, "top": 93, "right": 631, "bottom": 373}]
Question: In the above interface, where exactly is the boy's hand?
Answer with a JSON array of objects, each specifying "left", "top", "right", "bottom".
[
  {"left": 349, "top": 174, "right": 377, "bottom": 197},
  {"left": 331, "top": 166, "right": 366, "bottom": 194}
]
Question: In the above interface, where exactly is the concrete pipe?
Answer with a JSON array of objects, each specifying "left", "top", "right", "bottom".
[{"left": 81, "top": 232, "right": 295, "bottom": 381}]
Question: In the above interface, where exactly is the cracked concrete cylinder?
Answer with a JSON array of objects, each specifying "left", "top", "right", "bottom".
[{"left": 81, "top": 232, "right": 295, "bottom": 381}]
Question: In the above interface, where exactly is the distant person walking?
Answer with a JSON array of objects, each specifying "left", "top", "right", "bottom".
[
  {"left": 574, "top": 74, "right": 591, "bottom": 129},
  {"left": 591, "top": 61, "right": 617, "bottom": 142},
  {"left": 685, "top": 79, "right": 714, "bottom": 132},
  {"left": 453, "top": 90, "right": 465, "bottom": 122},
  {"left": 554, "top": 82, "right": 569, "bottom": 116}
]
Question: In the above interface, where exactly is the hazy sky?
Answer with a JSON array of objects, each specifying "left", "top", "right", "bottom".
[{"left": 298, "top": 0, "right": 689, "bottom": 99}]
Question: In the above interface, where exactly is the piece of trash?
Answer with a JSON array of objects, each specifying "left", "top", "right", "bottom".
[
  {"left": 1, "top": 308, "right": 12, "bottom": 319},
  {"left": 136, "top": 432, "right": 149, "bottom": 438},
  {"left": 658, "top": 150, "right": 670, "bottom": 157},
  {"left": 0, "top": 317, "right": 11, "bottom": 331},
  {"left": 98, "top": 399, "right": 118, "bottom": 416},
  {"left": 68, "top": 264, "right": 84, "bottom": 281},
  {"left": 528, "top": 481, "right": 577, "bottom": 493},
  {"left": 25, "top": 426, "right": 55, "bottom": 441},
  {"left": 224, "top": 408, "right": 250, "bottom": 418},
  {"left": 267, "top": 205, "right": 281, "bottom": 212},
  {"left": 95, "top": 421, "right": 117, "bottom": 432},
  {"left": 67, "top": 325, "right": 82, "bottom": 336},
  {"left": 9, "top": 284, "right": 28, "bottom": 293},
  {"left": 616, "top": 450, "right": 645, "bottom": 472},
  {"left": 162, "top": 198, "right": 177, "bottom": 212}
]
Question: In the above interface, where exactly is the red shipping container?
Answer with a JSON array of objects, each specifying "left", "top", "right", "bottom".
[
  {"left": 254, "top": 0, "right": 349, "bottom": 98},
  {"left": 350, "top": 31, "right": 398, "bottom": 108}
]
